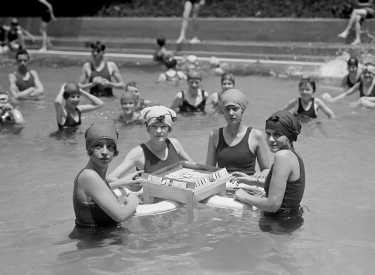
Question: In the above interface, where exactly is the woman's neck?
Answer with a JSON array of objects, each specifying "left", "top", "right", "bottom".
[
  {"left": 146, "top": 139, "right": 167, "bottom": 152},
  {"left": 187, "top": 87, "right": 199, "bottom": 96},
  {"left": 65, "top": 104, "right": 77, "bottom": 113},
  {"left": 226, "top": 122, "right": 245, "bottom": 136}
]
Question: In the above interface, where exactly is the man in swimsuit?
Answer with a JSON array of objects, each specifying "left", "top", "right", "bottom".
[
  {"left": 8, "top": 49, "right": 44, "bottom": 100},
  {"left": 54, "top": 82, "right": 104, "bottom": 129},
  {"left": 78, "top": 41, "right": 125, "bottom": 97},
  {"left": 37, "top": 0, "right": 56, "bottom": 52}
]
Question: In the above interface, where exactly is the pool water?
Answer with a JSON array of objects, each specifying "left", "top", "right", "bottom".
[{"left": 0, "top": 57, "right": 374, "bottom": 275}]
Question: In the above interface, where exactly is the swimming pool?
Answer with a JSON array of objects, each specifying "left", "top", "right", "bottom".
[{"left": 0, "top": 56, "right": 374, "bottom": 275}]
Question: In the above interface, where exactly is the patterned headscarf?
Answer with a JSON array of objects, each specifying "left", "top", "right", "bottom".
[
  {"left": 140, "top": 106, "right": 177, "bottom": 127},
  {"left": 265, "top": 111, "right": 301, "bottom": 142}
]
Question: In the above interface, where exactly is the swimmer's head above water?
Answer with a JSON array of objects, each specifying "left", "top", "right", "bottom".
[
  {"left": 85, "top": 123, "right": 119, "bottom": 157},
  {"left": 187, "top": 69, "right": 202, "bottom": 81},
  {"left": 298, "top": 78, "right": 316, "bottom": 93},
  {"left": 90, "top": 41, "right": 106, "bottom": 59},
  {"left": 125, "top": 81, "right": 140, "bottom": 100},
  {"left": 221, "top": 88, "right": 248, "bottom": 112},
  {"left": 347, "top": 57, "right": 359, "bottom": 68},
  {"left": 63, "top": 82, "right": 81, "bottom": 100},
  {"left": 221, "top": 73, "right": 235, "bottom": 93},
  {"left": 141, "top": 106, "right": 177, "bottom": 132}
]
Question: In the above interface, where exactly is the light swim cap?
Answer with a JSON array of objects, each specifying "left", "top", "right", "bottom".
[
  {"left": 265, "top": 111, "right": 301, "bottom": 142},
  {"left": 221, "top": 89, "right": 248, "bottom": 111},
  {"left": 120, "top": 92, "right": 135, "bottom": 103},
  {"left": 363, "top": 63, "right": 375, "bottom": 74},
  {"left": 85, "top": 123, "right": 119, "bottom": 155},
  {"left": 63, "top": 82, "right": 81, "bottom": 99},
  {"left": 221, "top": 73, "right": 235, "bottom": 85},
  {"left": 187, "top": 70, "right": 202, "bottom": 80},
  {"left": 140, "top": 106, "right": 177, "bottom": 127}
]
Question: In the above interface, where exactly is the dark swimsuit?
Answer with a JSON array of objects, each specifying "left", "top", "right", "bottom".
[
  {"left": 179, "top": 90, "right": 206, "bottom": 112},
  {"left": 0, "top": 25, "right": 6, "bottom": 46},
  {"left": 295, "top": 98, "right": 317, "bottom": 119},
  {"left": 73, "top": 169, "right": 119, "bottom": 228},
  {"left": 346, "top": 74, "right": 360, "bottom": 88},
  {"left": 7, "top": 29, "right": 18, "bottom": 44},
  {"left": 264, "top": 148, "right": 305, "bottom": 216},
  {"left": 216, "top": 127, "right": 256, "bottom": 175},
  {"left": 89, "top": 62, "right": 113, "bottom": 97},
  {"left": 58, "top": 108, "right": 81, "bottom": 129},
  {"left": 140, "top": 139, "right": 180, "bottom": 173},
  {"left": 359, "top": 82, "right": 375, "bottom": 97},
  {"left": 14, "top": 71, "right": 35, "bottom": 91}
]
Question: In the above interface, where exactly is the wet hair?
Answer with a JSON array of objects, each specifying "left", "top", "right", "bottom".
[
  {"left": 298, "top": 77, "right": 316, "bottom": 93},
  {"left": 187, "top": 69, "right": 202, "bottom": 81},
  {"left": 90, "top": 41, "right": 106, "bottom": 52},
  {"left": 157, "top": 36, "right": 166, "bottom": 47},
  {"left": 15, "top": 49, "right": 29, "bottom": 60},
  {"left": 347, "top": 57, "right": 359, "bottom": 67},
  {"left": 221, "top": 73, "right": 235, "bottom": 85},
  {"left": 125, "top": 81, "right": 139, "bottom": 91},
  {"left": 164, "top": 56, "right": 177, "bottom": 69},
  {"left": 63, "top": 82, "right": 81, "bottom": 99}
]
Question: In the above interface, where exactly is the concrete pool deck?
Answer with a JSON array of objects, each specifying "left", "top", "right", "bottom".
[{"left": 3, "top": 17, "right": 375, "bottom": 63}]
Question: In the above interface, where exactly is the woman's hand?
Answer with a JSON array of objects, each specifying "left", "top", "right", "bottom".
[
  {"left": 234, "top": 189, "right": 249, "bottom": 203},
  {"left": 123, "top": 170, "right": 144, "bottom": 192},
  {"left": 232, "top": 171, "right": 257, "bottom": 185}
]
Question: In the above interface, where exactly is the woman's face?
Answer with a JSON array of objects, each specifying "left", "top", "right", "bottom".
[
  {"left": 299, "top": 83, "right": 314, "bottom": 103},
  {"left": 148, "top": 121, "right": 169, "bottom": 142},
  {"left": 221, "top": 79, "right": 234, "bottom": 93},
  {"left": 187, "top": 78, "right": 201, "bottom": 90},
  {"left": 90, "top": 139, "right": 116, "bottom": 167},
  {"left": 265, "top": 129, "right": 288, "bottom": 153},
  {"left": 126, "top": 86, "right": 140, "bottom": 100},
  {"left": 363, "top": 70, "right": 374, "bottom": 82},
  {"left": 121, "top": 99, "right": 135, "bottom": 114},
  {"left": 223, "top": 104, "right": 243, "bottom": 124},
  {"left": 66, "top": 94, "right": 80, "bottom": 108},
  {"left": 348, "top": 65, "right": 358, "bottom": 74}
]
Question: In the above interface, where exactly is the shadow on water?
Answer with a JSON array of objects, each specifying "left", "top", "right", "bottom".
[
  {"left": 296, "top": 115, "right": 328, "bottom": 137},
  {"left": 259, "top": 208, "right": 305, "bottom": 235},
  {"left": 49, "top": 128, "right": 85, "bottom": 144}
]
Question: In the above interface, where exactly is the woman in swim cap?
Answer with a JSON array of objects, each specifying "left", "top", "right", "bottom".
[
  {"left": 170, "top": 70, "right": 209, "bottom": 112},
  {"left": 54, "top": 82, "right": 104, "bottom": 129},
  {"left": 125, "top": 81, "right": 152, "bottom": 112},
  {"left": 341, "top": 57, "right": 361, "bottom": 91},
  {"left": 323, "top": 62, "right": 375, "bottom": 107},
  {"left": 234, "top": 111, "right": 305, "bottom": 215},
  {"left": 73, "top": 123, "right": 141, "bottom": 228},
  {"left": 157, "top": 56, "right": 187, "bottom": 87},
  {"left": 206, "top": 89, "right": 270, "bottom": 182},
  {"left": 206, "top": 73, "right": 235, "bottom": 113},
  {"left": 108, "top": 106, "right": 193, "bottom": 194}
]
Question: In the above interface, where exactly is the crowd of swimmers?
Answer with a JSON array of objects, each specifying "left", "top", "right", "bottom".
[{"left": 1, "top": 39, "right": 374, "bottom": 229}]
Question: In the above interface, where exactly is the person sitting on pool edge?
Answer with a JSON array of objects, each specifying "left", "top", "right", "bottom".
[
  {"left": 107, "top": 105, "right": 193, "bottom": 194},
  {"left": 54, "top": 82, "right": 104, "bottom": 129},
  {"left": 0, "top": 88, "right": 25, "bottom": 125},
  {"left": 170, "top": 70, "right": 208, "bottom": 112},
  {"left": 206, "top": 88, "right": 270, "bottom": 182},
  {"left": 283, "top": 78, "right": 335, "bottom": 120},
  {"left": 118, "top": 92, "right": 143, "bottom": 124},
  {"left": 234, "top": 110, "right": 305, "bottom": 216},
  {"left": 157, "top": 55, "right": 186, "bottom": 87},
  {"left": 73, "top": 123, "right": 141, "bottom": 228},
  {"left": 8, "top": 49, "right": 44, "bottom": 100},
  {"left": 153, "top": 35, "right": 168, "bottom": 63},
  {"left": 323, "top": 62, "right": 375, "bottom": 108},
  {"left": 125, "top": 81, "right": 152, "bottom": 112},
  {"left": 78, "top": 41, "right": 125, "bottom": 97}
]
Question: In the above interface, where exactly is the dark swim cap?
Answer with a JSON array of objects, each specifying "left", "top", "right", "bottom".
[
  {"left": 347, "top": 57, "right": 359, "bottom": 67},
  {"left": 63, "top": 82, "right": 81, "bottom": 99},
  {"left": 165, "top": 56, "right": 177, "bottom": 69},
  {"left": 90, "top": 41, "right": 106, "bottom": 52},
  {"left": 265, "top": 111, "right": 301, "bottom": 142}
]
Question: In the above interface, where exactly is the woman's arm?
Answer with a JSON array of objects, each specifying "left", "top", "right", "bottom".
[
  {"left": 77, "top": 89, "right": 104, "bottom": 113},
  {"left": 169, "top": 138, "right": 194, "bottom": 162},
  {"left": 359, "top": 96, "right": 375, "bottom": 108},
  {"left": 29, "top": 71, "right": 44, "bottom": 97},
  {"left": 78, "top": 63, "right": 96, "bottom": 90},
  {"left": 103, "top": 62, "right": 125, "bottom": 89},
  {"left": 54, "top": 84, "right": 67, "bottom": 124},
  {"left": 315, "top": 98, "right": 335, "bottom": 118},
  {"left": 235, "top": 150, "right": 293, "bottom": 212},
  {"left": 170, "top": 92, "right": 183, "bottom": 110},
  {"left": 282, "top": 98, "right": 297, "bottom": 112},
  {"left": 330, "top": 82, "right": 360, "bottom": 102},
  {"left": 80, "top": 169, "right": 139, "bottom": 222},
  {"left": 252, "top": 128, "right": 270, "bottom": 172},
  {"left": 205, "top": 130, "right": 218, "bottom": 166}
]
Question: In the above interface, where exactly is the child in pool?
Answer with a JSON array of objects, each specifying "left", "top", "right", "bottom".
[
  {"left": 118, "top": 92, "right": 143, "bottom": 123},
  {"left": 206, "top": 72, "right": 235, "bottom": 113},
  {"left": 125, "top": 82, "right": 152, "bottom": 112},
  {"left": 283, "top": 78, "right": 335, "bottom": 119},
  {"left": 341, "top": 57, "right": 361, "bottom": 92},
  {"left": 0, "top": 88, "right": 25, "bottom": 125},
  {"left": 323, "top": 63, "right": 375, "bottom": 108},
  {"left": 54, "top": 82, "right": 104, "bottom": 129},
  {"left": 170, "top": 70, "right": 209, "bottom": 112},
  {"left": 157, "top": 56, "right": 186, "bottom": 87}
]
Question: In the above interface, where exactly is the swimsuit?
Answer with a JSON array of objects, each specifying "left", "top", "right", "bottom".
[
  {"left": 216, "top": 127, "right": 256, "bottom": 175},
  {"left": 186, "top": 0, "right": 200, "bottom": 4},
  {"left": 89, "top": 62, "right": 113, "bottom": 97},
  {"left": 7, "top": 29, "right": 18, "bottom": 44},
  {"left": 73, "top": 169, "right": 119, "bottom": 228},
  {"left": 164, "top": 71, "right": 182, "bottom": 86},
  {"left": 295, "top": 98, "right": 317, "bottom": 119},
  {"left": 0, "top": 25, "right": 6, "bottom": 46},
  {"left": 179, "top": 90, "right": 206, "bottom": 112},
  {"left": 40, "top": 3, "right": 51, "bottom": 23},
  {"left": 140, "top": 139, "right": 180, "bottom": 173},
  {"left": 345, "top": 74, "right": 360, "bottom": 88},
  {"left": 359, "top": 81, "right": 375, "bottom": 97},
  {"left": 58, "top": 108, "right": 82, "bottom": 129},
  {"left": 264, "top": 148, "right": 305, "bottom": 216},
  {"left": 14, "top": 71, "right": 35, "bottom": 91}
]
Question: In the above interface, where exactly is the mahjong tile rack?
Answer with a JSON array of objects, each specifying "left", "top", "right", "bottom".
[{"left": 141, "top": 161, "right": 233, "bottom": 213}]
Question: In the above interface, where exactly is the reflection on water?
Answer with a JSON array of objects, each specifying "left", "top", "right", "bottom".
[{"left": 0, "top": 61, "right": 374, "bottom": 274}]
